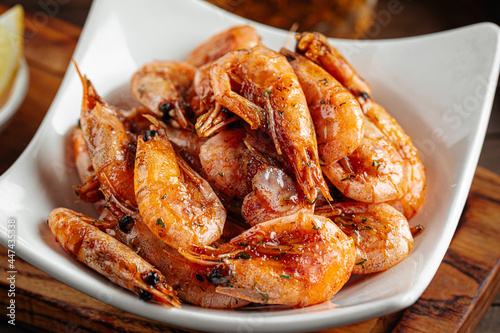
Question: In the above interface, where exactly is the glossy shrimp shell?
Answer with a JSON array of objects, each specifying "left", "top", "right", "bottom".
[
  {"left": 134, "top": 117, "right": 226, "bottom": 249},
  {"left": 322, "top": 117, "right": 408, "bottom": 203},
  {"left": 295, "top": 31, "right": 371, "bottom": 98},
  {"left": 186, "top": 25, "right": 261, "bottom": 67},
  {"left": 210, "top": 45, "right": 331, "bottom": 203},
  {"left": 48, "top": 207, "right": 180, "bottom": 308},
  {"left": 315, "top": 202, "right": 413, "bottom": 274},
  {"left": 180, "top": 212, "right": 355, "bottom": 307},
  {"left": 130, "top": 61, "right": 197, "bottom": 129},
  {"left": 76, "top": 66, "right": 138, "bottom": 219},
  {"left": 281, "top": 48, "right": 364, "bottom": 165}
]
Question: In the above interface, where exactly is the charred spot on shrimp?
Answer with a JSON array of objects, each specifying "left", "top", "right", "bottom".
[
  {"left": 118, "top": 215, "right": 134, "bottom": 234},
  {"left": 143, "top": 130, "right": 158, "bottom": 142}
]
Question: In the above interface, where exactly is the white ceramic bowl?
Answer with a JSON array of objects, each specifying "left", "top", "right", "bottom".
[{"left": 0, "top": 1, "right": 499, "bottom": 332}]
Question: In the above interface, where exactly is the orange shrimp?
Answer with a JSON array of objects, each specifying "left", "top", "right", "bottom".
[
  {"left": 295, "top": 32, "right": 425, "bottom": 217},
  {"left": 322, "top": 117, "right": 408, "bottom": 203},
  {"left": 76, "top": 66, "right": 138, "bottom": 219},
  {"left": 48, "top": 208, "right": 180, "bottom": 308},
  {"left": 180, "top": 212, "right": 355, "bottom": 307},
  {"left": 210, "top": 45, "right": 331, "bottom": 203},
  {"left": 295, "top": 31, "right": 371, "bottom": 98},
  {"left": 281, "top": 48, "right": 364, "bottom": 165},
  {"left": 134, "top": 116, "right": 226, "bottom": 249},
  {"left": 186, "top": 25, "right": 261, "bottom": 67},
  {"left": 360, "top": 98, "right": 426, "bottom": 219},
  {"left": 315, "top": 202, "right": 413, "bottom": 274},
  {"left": 130, "top": 61, "right": 197, "bottom": 130}
]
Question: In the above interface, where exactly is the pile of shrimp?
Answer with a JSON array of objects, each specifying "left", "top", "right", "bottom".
[{"left": 48, "top": 25, "right": 425, "bottom": 309}]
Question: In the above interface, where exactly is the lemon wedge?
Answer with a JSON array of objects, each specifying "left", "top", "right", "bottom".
[{"left": 0, "top": 5, "right": 24, "bottom": 102}]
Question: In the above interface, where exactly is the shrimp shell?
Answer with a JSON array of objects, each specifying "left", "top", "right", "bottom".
[
  {"left": 76, "top": 66, "right": 138, "bottom": 219},
  {"left": 295, "top": 31, "right": 371, "bottom": 98},
  {"left": 134, "top": 117, "right": 226, "bottom": 249},
  {"left": 186, "top": 25, "right": 261, "bottom": 67},
  {"left": 130, "top": 61, "right": 197, "bottom": 129},
  {"left": 180, "top": 212, "right": 355, "bottom": 307},
  {"left": 315, "top": 202, "right": 413, "bottom": 274},
  {"left": 48, "top": 207, "right": 180, "bottom": 308},
  {"left": 210, "top": 45, "right": 331, "bottom": 203},
  {"left": 281, "top": 48, "right": 364, "bottom": 165}
]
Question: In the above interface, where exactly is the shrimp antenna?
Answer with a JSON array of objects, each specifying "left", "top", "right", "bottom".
[
  {"left": 72, "top": 58, "right": 84, "bottom": 83},
  {"left": 283, "top": 22, "right": 299, "bottom": 51}
]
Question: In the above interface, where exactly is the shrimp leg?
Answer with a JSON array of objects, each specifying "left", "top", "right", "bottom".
[{"left": 48, "top": 207, "right": 180, "bottom": 308}]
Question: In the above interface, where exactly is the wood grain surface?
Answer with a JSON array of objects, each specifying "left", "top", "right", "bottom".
[{"left": 1, "top": 2, "right": 500, "bottom": 332}]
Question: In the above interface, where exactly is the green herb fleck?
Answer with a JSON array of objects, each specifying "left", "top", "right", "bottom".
[
  {"left": 161, "top": 193, "right": 167, "bottom": 200},
  {"left": 281, "top": 275, "right": 291, "bottom": 279},
  {"left": 254, "top": 283, "right": 269, "bottom": 304},
  {"left": 218, "top": 172, "right": 224, "bottom": 177},
  {"left": 193, "top": 222, "right": 204, "bottom": 227},
  {"left": 355, "top": 258, "right": 367, "bottom": 268},
  {"left": 341, "top": 175, "right": 356, "bottom": 182},
  {"left": 238, "top": 242, "right": 248, "bottom": 247},
  {"left": 238, "top": 253, "right": 251, "bottom": 259},
  {"left": 320, "top": 99, "right": 326, "bottom": 104},
  {"left": 313, "top": 224, "right": 321, "bottom": 230},
  {"left": 263, "top": 90, "right": 272, "bottom": 95},
  {"left": 156, "top": 217, "right": 166, "bottom": 228}
]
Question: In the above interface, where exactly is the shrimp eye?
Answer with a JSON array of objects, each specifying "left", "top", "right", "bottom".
[
  {"left": 142, "top": 271, "right": 160, "bottom": 286},
  {"left": 160, "top": 102, "right": 173, "bottom": 122},
  {"left": 138, "top": 289, "right": 153, "bottom": 302},
  {"left": 358, "top": 92, "right": 371, "bottom": 100},
  {"left": 159, "top": 101, "right": 172, "bottom": 113},
  {"left": 118, "top": 215, "right": 134, "bottom": 233},
  {"left": 143, "top": 130, "right": 158, "bottom": 142}
]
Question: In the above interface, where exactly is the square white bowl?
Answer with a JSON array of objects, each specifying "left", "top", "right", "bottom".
[{"left": 1, "top": 0, "right": 499, "bottom": 332}]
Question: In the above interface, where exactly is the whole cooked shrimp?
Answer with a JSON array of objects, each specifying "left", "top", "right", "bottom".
[
  {"left": 130, "top": 61, "right": 197, "bottom": 129},
  {"left": 295, "top": 31, "right": 371, "bottom": 98},
  {"left": 322, "top": 117, "right": 407, "bottom": 203},
  {"left": 76, "top": 66, "right": 138, "bottom": 219},
  {"left": 48, "top": 207, "right": 180, "bottom": 308},
  {"left": 210, "top": 45, "right": 331, "bottom": 203},
  {"left": 315, "top": 202, "right": 413, "bottom": 274},
  {"left": 134, "top": 116, "right": 226, "bottom": 249},
  {"left": 242, "top": 165, "right": 312, "bottom": 226},
  {"left": 361, "top": 98, "right": 426, "bottom": 219},
  {"left": 295, "top": 32, "right": 425, "bottom": 217},
  {"left": 281, "top": 48, "right": 364, "bottom": 165},
  {"left": 180, "top": 212, "right": 355, "bottom": 307},
  {"left": 186, "top": 25, "right": 261, "bottom": 67}
]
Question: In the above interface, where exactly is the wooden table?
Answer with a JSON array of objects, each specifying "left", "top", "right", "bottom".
[{"left": 1, "top": 2, "right": 500, "bottom": 332}]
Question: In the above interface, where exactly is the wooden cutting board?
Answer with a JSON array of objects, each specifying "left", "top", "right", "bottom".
[{"left": 1, "top": 5, "right": 500, "bottom": 333}]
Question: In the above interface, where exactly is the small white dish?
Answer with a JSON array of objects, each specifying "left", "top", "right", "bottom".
[
  {"left": 0, "top": 58, "right": 29, "bottom": 131},
  {"left": 0, "top": 0, "right": 499, "bottom": 332}
]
